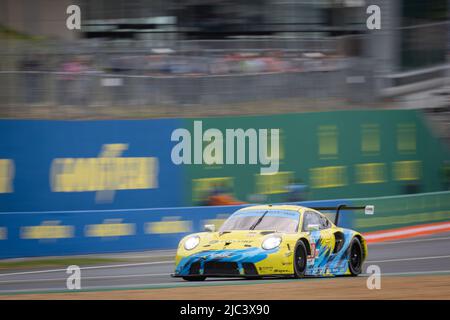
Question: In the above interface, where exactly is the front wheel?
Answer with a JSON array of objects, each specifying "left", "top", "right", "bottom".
[
  {"left": 293, "top": 241, "right": 307, "bottom": 278},
  {"left": 182, "top": 276, "right": 206, "bottom": 281},
  {"left": 348, "top": 237, "right": 363, "bottom": 276}
]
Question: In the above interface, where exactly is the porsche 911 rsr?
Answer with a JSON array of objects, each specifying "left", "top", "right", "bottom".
[{"left": 172, "top": 204, "right": 374, "bottom": 281}]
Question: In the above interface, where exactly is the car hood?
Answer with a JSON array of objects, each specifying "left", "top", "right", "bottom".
[{"left": 195, "top": 230, "right": 281, "bottom": 250}]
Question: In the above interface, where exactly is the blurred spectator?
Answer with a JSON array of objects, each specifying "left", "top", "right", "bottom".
[
  {"left": 19, "top": 48, "right": 338, "bottom": 78},
  {"left": 109, "top": 56, "right": 134, "bottom": 104},
  {"left": 78, "top": 56, "right": 98, "bottom": 107},
  {"left": 285, "top": 178, "right": 309, "bottom": 202},
  {"left": 11, "top": 43, "right": 346, "bottom": 110},
  {"left": 20, "top": 55, "right": 44, "bottom": 105},
  {"left": 59, "top": 56, "right": 89, "bottom": 106},
  {"left": 203, "top": 182, "right": 245, "bottom": 206}
]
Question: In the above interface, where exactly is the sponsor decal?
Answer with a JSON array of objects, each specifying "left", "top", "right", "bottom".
[
  {"left": 85, "top": 219, "right": 135, "bottom": 237},
  {"left": 21, "top": 221, "right": 74, "bottom": 240},
  {"left": 212, "top": 252, "right": 233, "bottom": 259}
]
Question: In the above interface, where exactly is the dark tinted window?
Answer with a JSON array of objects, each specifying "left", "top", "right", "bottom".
[
  {"left": 219, "top": 209, "right": 300, "bottom": 233},
  {"left": 302, "top": 211, "right": 321, "bottom": 231},
  {"left": 319, "top": 214, "right": 331, "bottom": 229},
  {"left": 303, "top": 211, "right": 331, "bottom": 231}
]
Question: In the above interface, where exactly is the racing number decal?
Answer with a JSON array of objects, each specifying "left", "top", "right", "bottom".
[
  {"left": 308, "top": 243, "right": 319, "bottom": 259},
  {"left": 320, "top": 229, "right": 334, "bottom": 250},
  {"left": 307, "top": 230, "right": 334, "bottom": 268},
  {"left": 307, "top": 239, "right": 319, "bottom": 266}
]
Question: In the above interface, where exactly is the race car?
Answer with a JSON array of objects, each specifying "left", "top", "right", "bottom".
[{"left": 172, "top": 204, "right": 374, "bottom": 281}]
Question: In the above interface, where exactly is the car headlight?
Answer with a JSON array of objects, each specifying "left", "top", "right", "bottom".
[
  {"left": 261, "top": 236, "right": 282, "bottom": 250},
  {"left": 184, "top": 236, "right": 200, "bottom": 250}
]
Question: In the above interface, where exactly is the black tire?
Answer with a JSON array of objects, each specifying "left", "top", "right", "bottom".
[
  {"left": 348, "top": 237, "right": 363, "bottom": 276},
  {"left": 182, "top": 276, "right": 206, "bottom": 281},
  {"left": 293, "top": 240, "right": 307, "bottom": 278}
]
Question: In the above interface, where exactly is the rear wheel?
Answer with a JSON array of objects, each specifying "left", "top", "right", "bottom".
[
  {"left": 182, "top": 276, "right": 206, "bottom": 281},
  {"left": 348, "top": 237, "right": 363, "bottom": 276},
  {"left": 293, "top": 241, "right": 307, "bottom": 278}
]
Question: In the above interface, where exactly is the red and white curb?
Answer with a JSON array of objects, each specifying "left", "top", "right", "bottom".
[{"left": 363, "top": 221, "right": 450, "bottom": 243}]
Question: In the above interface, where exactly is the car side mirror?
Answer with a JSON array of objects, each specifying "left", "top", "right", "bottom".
[
  {"left": 306, "top": 224, "right": 319, "bottom": 232},
  {"left": 204, "top": 224, "right": 216, "bottom": 232},
  {"left": 365, "top": 205, "right": 375, "bottom": 215}
]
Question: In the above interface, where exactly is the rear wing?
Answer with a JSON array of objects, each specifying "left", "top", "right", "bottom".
[{"left": 309, "top": 204, "right": 374, "bottom": 226}]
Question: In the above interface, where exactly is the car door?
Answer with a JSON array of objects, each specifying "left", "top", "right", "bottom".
[
  {"left": 302, "top": 211, "right": 334, "bottom": 273},
  {"left": 317, "top": 213, "right": 334, "bottom": 252}
]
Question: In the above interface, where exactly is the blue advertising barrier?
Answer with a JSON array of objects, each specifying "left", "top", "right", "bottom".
[
  {"left": 0, "top": 199, "right": 351, "bottom": 259},
  {"left": 0, "top": 119, "right": 184, "bottom": 212}
]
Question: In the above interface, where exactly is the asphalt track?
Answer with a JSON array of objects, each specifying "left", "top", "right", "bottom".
[{"left": 1, "top": 231, "right": 450, "bottom": 295}]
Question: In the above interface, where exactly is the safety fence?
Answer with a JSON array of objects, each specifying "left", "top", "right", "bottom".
[
  {"left": 0, "top": 67, "right": 347, "bottom": 111},
  {"left": 351, "top": 191, "right": 450, "bottom": 233},
  {"left": 0, "top": 37, "right": 350, "bottom": 113}
]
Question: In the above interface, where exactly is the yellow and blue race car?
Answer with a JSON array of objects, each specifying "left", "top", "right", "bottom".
[{"left": 173, "top": 204, "right": 374, "bottom": 281}]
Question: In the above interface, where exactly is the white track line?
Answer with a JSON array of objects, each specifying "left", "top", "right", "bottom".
[
  {"left": 368, "top": 236, "right": 450, "bottom": 245},
  {"left": 366, "top": 270, "right": 450, "bottom": 276},
  {"left": 0, "top": 260, "right": 173, "bottom": 277},
  {"left": 2, "top": 255, "right": 450, "bottom": 284},
  {"left": 2, "top": 253, "right": 450, "bottom": 279},
  {"left": 0, "top": 280, "right": 246, "bottom": 294},
  {"left": 2, "top": 270, "right": 450, "bottom": 295},
  {"left": 364, "top": 222, "right": 450, "bottom": 241},
  {"left": 367, "top": 254, "right": 450, "bottom": 263},
  {"left": 0, "top": 273, "right": 170, "bottom": 284},
  {"left": 1, "top": 235, "right": 449, "bottom": 279},
  {"left": 0, "top": 282, "right": 185, "bottom": 294}
]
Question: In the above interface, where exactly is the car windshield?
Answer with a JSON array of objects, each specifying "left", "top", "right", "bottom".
[{"left": 219, "top": 209, "right": 300, "bottom": 233}]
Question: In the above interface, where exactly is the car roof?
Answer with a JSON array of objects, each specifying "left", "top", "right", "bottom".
[{"left": 238, "top": 204, "right": 308, "bottom": 212}]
